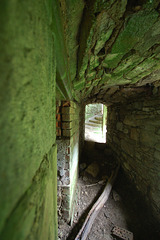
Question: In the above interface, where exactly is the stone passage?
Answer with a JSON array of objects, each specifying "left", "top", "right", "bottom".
[
  {"left": 1, "top": 0, "right": 160, "bottom": 239},
  {"left": 56, "top": 101, "right": 80, "bottom": 222}
]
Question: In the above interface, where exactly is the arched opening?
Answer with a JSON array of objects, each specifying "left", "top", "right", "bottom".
[{"left": 85, "top": 103, "right": 107, "bottom": 143}]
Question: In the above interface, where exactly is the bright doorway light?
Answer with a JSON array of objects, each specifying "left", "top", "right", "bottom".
[{"left": 85, "top": 103, "right": 107, "bottom": 143}]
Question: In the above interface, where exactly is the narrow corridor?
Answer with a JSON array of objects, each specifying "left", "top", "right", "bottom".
[{"left": 1, "top": 1, "right": 160, "bottom": 239}]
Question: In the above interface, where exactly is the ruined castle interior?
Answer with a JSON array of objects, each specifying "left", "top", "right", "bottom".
[{"left": 0, "top": 0, "right": 160, "bottom": 239}]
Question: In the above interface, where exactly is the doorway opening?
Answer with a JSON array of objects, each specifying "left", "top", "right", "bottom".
[{"left": 85, "top": 103, "right": 107, "bottom": 143}]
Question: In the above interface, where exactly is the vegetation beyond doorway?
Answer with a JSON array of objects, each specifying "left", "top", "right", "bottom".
[{"left": 85, "top": 103, "right": 107, "bottom": 143}]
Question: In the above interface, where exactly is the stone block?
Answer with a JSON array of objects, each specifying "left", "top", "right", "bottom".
[
  {"left": 132, "top": 102, "right": 143, "bottom": 110},
  {"left": 124, "top": 116, "right": 137, "bottom": 126},
  {"left": 62, "top": 122, "right": 72, "bottom": 129},
  {"left": 113, "top": 136, "right": 120, "bottom": 145},
  {"left": 157, "top": 110, "right": 160, "bottom": 114},
  {"left": 57, "top": 196, "right": 62, "bottom": 207},
  {"left": 130, "top": 128, "right": 139, "bottom": 141},
  {"left": 67, "top": 147, "right": 70, "bottom": 155},
  {"left": 157, "top": 129, "right": 160, "bottom": 135},
  {"left": 62, "top": 114, "right": 71, "bottom": 121},
  {"left": 62, "top": 107, "right": 75, "bottom": 114},
  {"left": 62, "top": 114, "right": 79, "bottom": 121},
  {"left": 155, "top": 142, "right": 160, "bottom": 151},
  {"left": 63, "top": 129, "right": 71, "bottom": 137},
  {"left": 85, "top": 162, "right": 99, "bottom": 178},
  {"left": 154, "top": 150, "right": 160, "bottom": 160},
  {"left": 123, "top": 128, "right": 129, "bottom": 134},
  {"left": 56, "top": 101, "right": 61, "bottom": 107},
  {"left": 62, "top": 210, "right": 70, "bottom": 221},
  {"left": 62, "top": 125, "right": 79, "bottom": 137},
  {"left": 123, "top": 161, "right": 131, "bottom": 171},
  {"left": 56, "top": 128, "right": 61, "bottom": 137},
  {"left": 142, "top": 107, "right": 154, "bottom": 112},
  {"left": 62, "top": 186, "right": 70, "bottom": 195},
  {"left": 140, "top": 130, "right": 159, "bottom": 146},
  {"left": 69, "top": 101, "right": 77, "bottom": 109},
  {"left": 116, "top": 122, "right": 123, "bottom": 131},
  {"left": 62, "top": 199, "right": 70, "bottom": 209},
  {"left": 65, "top": 155, "right": 70, "bottom": 161},
  {"left": 62, "top": 178, "right": 70, "bottom": 185},
  {"left": 65, "top": 162, "right": 69, "bottom": 169},
  {"left": 121, "top": 139, "right": 134, "bottom": 157},
  {"left": 65, "top": 171, "right": 69, "bottom": 178}
]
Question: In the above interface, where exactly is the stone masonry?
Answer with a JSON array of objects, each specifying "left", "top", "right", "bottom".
[
  {"left": 1, "top": 1, "right": 160, "bottom": 239},
  {"left": 56, "top": 101, "right": 80, "bottom": 222},
  {"left": 107, "top": 87, "right": 160, "bottom": 222}
]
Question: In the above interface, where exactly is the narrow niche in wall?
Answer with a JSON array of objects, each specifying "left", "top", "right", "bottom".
[{"left": 85, "top": 103, "right": 107, "bottom": 143}]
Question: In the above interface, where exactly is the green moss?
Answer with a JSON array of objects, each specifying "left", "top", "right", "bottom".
[
  {"left": 94, "top": 29, "right": 113, "bottom": 55},
  {"left": 52, "top": 0, "right": 72, "bottom": 99},
  {"left": 0, "top": 146, "right": 57, "bottom": 240},
  {"left": 74, "top": 79, "right": 85, "bottom": 91},
  {"left": 0, "top": 0, "right": 57, "bottom": 238},
  {"left": 103, "top": 10, "right": 159, "bottom": 69},
  {"left": 135, "top": 20, "right": 160, "bottom": 56},
  {"left": 60, "top": 0, "right": 84, "bottom": 81},
  {"left": 126, "top": 57, "right": 159, "bottom": 79},
  {"left": 92, "top": 79, "right": 100, "bottom": 87},
  {"left": 90, "top": 56, "right": 100, "bottom": 70},
  {"left": 112, "top": 54, "right": 144, "bottom": 74}
]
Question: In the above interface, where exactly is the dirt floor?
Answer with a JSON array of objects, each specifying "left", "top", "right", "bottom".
[{"left": 58, "top": 142, "right": 160, "bottom": 240}]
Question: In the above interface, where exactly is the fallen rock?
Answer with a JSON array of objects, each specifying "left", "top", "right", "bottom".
[
  {"left": 112, "top": 190, "right": 121, "bottom": 202},
  {"left": 85, "top": 162, "right": 99, "bottom": 178}
]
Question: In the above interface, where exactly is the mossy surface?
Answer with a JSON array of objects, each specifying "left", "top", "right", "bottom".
[
  {"left": 71, "top": 0, "right": 160, "bottom": 101},
  {"left": 0, "top": 0, "right": 57, "bottom": 238},
  {"left": 0, "top": 146, "right": 58, "bottom": 240},
  {"left": 104, "top": 9, "right": 158, "bottom": 69},
  {"left": 0, "top": 0, "right": 160, "bottom": 238}
]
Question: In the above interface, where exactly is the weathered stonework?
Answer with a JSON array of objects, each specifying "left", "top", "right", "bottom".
[
  {"left": 1, "top": 0, "right": 160, "bottom": 238},
  {"left": 107, "top": 88, "right": 160, "bottom": 222},
  {"left": 0, "top": 0, "right": 57, "bottom": 239},
  {"left": 72, "top": 0, "right": 160, "bottom": 102},
  {"left": 56, "top": 101, "right": 80, "bottom": 222}
]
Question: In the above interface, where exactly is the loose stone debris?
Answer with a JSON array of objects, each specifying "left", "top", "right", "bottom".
[{"left": 58, "top": 143, "right": 160, "bottom": 240}]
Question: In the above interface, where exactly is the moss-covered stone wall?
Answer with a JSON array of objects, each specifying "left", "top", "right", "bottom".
[
  {"left": 73, "top": 0, "right": 160, "bottom": 102},
  {"left": 0, "top": 0, "right": 57, "bottom": 239},
  {"left": 1, "top": 0, "right": 160, "bottom": 238},
  {"left": 107, "top": 87, "right": 160, "bottom": 222}
]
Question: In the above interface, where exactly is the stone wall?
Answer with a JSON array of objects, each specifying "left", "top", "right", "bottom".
[
  {"left": 107, "top": 88, "right": 160, "bottom": 222},
  {"left": 79, "top": 103, "right": 85, "bottom": 157},
  {"left": 0, "top": 1, "right": 57, "bottom": 239},
  {"left": 57, "top": 101, "right": 80, "bottom": 222}
]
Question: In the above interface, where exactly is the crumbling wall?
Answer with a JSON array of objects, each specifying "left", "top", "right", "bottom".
[
  {"left": 0, "top": 1, "right": 57, "bottom": 239},
  {"left": 107, "top": 88, "right": 160, "bottom": 222},
  {"left": 56, "top": 101, "right": 80, "bottom": 222}
]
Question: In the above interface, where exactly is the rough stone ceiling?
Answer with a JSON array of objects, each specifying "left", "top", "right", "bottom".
[{"left": 55, "top": 0, "right": 160, "bottom": 104}]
